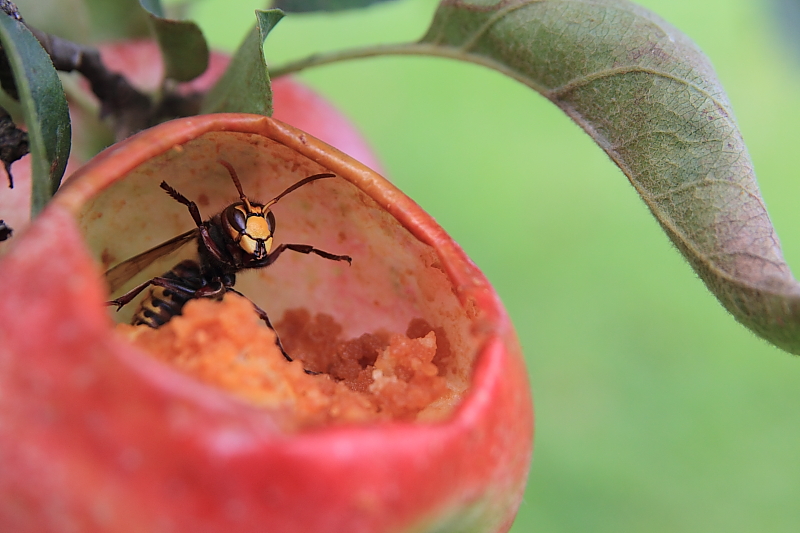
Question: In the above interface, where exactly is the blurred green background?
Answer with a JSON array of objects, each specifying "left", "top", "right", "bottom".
[{"left": 188, "top": 0, "right": 800, "bottom": 531}]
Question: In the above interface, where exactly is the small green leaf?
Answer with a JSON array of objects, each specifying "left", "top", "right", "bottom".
[
  {"left": 138, "top": 0, "right": 164, "bottom": 18},
  {"left": 274, "top": 0, "right": 396, "bottom": 13},
  {"left": 416, "top": 0, "right": 800, "bottom": 354},
  {"left": 0, "top": 12, "right": 70, "bottom": 216},
  {"left": 201, "top": 10, "right": 284, "bottom": 116},
  {"left": 138, "top": 0, "right": 209, "bottom": 83}
]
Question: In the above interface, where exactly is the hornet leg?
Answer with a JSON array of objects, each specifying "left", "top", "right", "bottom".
[{"left": 228, "top": 288, "right": 320, "bottom": 376}]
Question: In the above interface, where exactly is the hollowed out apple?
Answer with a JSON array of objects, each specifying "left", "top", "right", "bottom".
[{"left": 0, "top": 114, "right": 532, "bottom": 532}]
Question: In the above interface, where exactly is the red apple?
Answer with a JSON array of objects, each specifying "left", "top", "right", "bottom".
[{"left": 0, "top": 113, "right": 532, "bottom": 532}]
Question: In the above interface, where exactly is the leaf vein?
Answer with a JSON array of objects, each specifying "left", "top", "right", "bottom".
[
  {"left": 459, "top": 0, "right": 549, "bottom": 53},
  {"left": 548, "top": 66, "right": 730, "bottom": 121},
  {"left": 649, "top": 178, "right": 767, "bottom": 212},
  {"left": 612, "top": 129, "right": 722, "bottom": 151},
  {"left": 705, "top": 251, "right": 785, "bottom": 272}
]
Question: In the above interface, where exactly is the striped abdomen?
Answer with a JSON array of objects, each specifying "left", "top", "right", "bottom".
[{"left": 131, "top": 260, "right": 207, "bottom": 328}]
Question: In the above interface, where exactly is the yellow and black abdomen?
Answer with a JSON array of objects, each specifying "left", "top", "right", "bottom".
[{"left": 131, "top": 259, "right": 206, "bottom": 328}]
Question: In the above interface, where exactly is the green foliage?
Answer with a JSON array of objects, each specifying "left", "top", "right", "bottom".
[
  {"left": 138, "top": 0, "right": 210, "bottom": 83},
  {"left": 417, "top": 0, "right": 800, "bottom": 354},
  {"left": 0, "top": 12, "right": 69, "bottom": 215},
  {"left": 201, "top": 9, "right": 283, "bottom": 115}
]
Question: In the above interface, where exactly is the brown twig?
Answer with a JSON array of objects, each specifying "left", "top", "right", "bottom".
[
  {"left": 28, "top": 28, "right": 155, "bottom": 139},
  {"left": 30, "top": 28, "right": 207, "bottom": 139},
  {"left": 0, "top": 105, "right": 27, "bottom": 188}
]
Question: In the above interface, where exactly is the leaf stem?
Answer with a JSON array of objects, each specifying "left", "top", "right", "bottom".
[
  {"left": 270, "top": 42, "right": 463, "bottom": 78},
  {"left": 269, "top": 40, "right": 551, "bottom": 96}
]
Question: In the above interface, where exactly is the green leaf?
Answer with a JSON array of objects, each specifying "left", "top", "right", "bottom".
[
  {"left": 138, "top": 0, "right": 210, "bottom": 83},
  {"left": 274, "top": 0, "right": 396, "bottom": 13},
  {"left": 138, "top": 0, "right": 164, "bottom": 18},
  {"left": 414, "top": 0, "right": 800, "bottom": 354},
  {"left": 0, "top": 13, "right": 70, "bottom": 216},
  {"left": 201, "top": 9, "right": 283, "bottom": 116}
]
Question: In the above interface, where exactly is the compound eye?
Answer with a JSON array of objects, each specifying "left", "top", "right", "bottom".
[{"left": 227, "top": 205, "right": 247, "bottom": 232}]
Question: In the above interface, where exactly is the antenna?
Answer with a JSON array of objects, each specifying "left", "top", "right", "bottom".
[
  {"left": 218, "top": 160, "right": 253, "bottom": 211},
  {"left": 265, "top": 173, "right": 337, "bottom": 209}
]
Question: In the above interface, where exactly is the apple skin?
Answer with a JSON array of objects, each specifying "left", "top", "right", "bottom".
[{"left": 0, "top": 113, "right": 532, "bottom": 532}]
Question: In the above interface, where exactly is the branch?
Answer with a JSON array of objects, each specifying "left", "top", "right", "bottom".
[
  {"left": 269, "top": 42, "right": 436, "bottom": 78},
  {"left": 27, "top": 28, "right": 154, "bottom": 140},
  {"left": 0, "top": 105, "right": 27, "bottom": 188}
]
